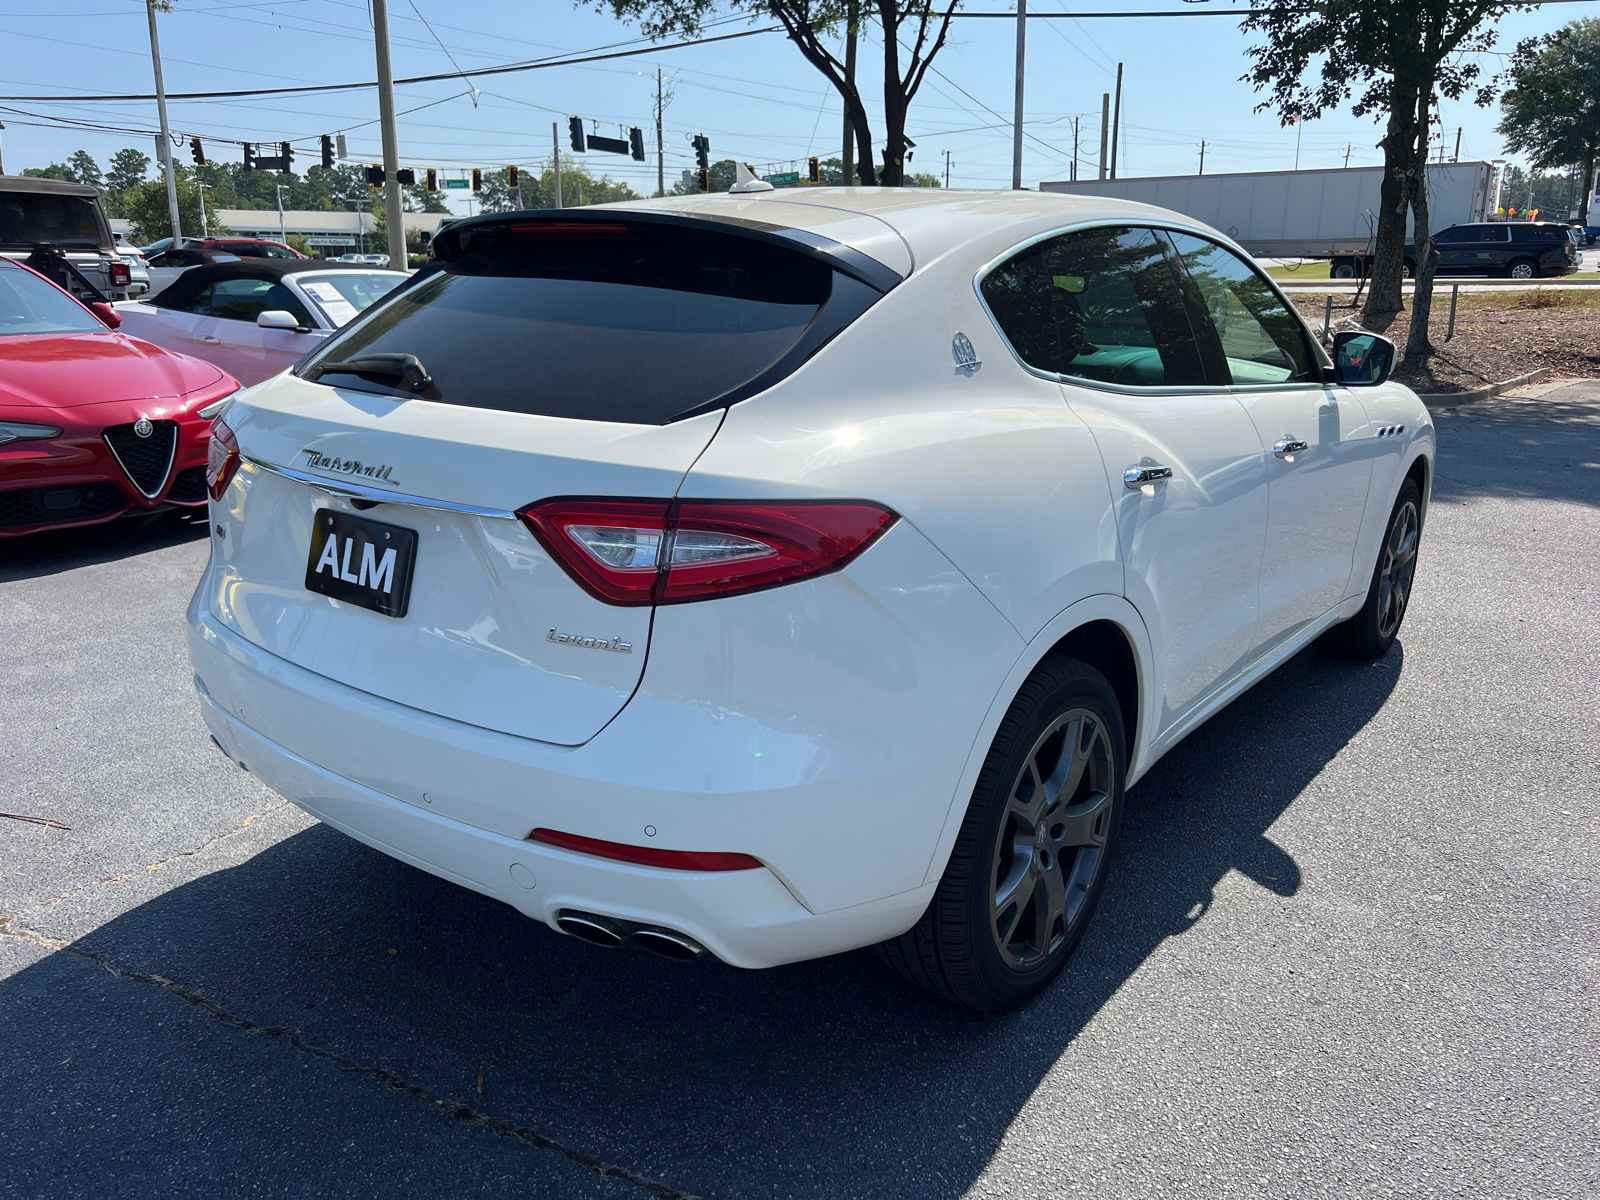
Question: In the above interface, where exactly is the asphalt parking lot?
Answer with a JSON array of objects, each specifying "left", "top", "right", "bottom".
[{"left": 3, "top": 384, "right": 1598, "bottom": 1200}]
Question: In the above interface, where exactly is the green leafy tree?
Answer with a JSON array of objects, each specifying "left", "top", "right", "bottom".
[
  {"left": 106, "top": 148, "right": 151, "bottom": 195},
  {"left": 67, "top": 150, "right": 103, "bottom": 190},
  {"left": 123, "top": 167, "right": 229, "bottom": 243},
  {"left": 1243, "top": 0, "right": 1522, "bottom": 358},
  {"left": 597, "top": 0, "right": 957, "bottom": 186},
  {"left": 1499, "top": 19, "right": 1600, "bottom": 222},
  {"left": 905, "top": 171, "right": 941, "bottom": 187},
  {"left": 20, "top": 163, "right": 77, "bottom": 182},
  {"left": 1497, "top": 165, "right": 1586, "bottom": 218},
  {"left": 103, "top": 148, "right": 152, "bottom": 217}
]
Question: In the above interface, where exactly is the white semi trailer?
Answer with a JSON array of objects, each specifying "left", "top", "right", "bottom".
[{"left": 1041, "top": 162, "right": 1494, "bottom": 278}]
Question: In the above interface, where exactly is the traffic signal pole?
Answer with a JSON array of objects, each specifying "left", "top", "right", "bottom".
[
  {"left": 372, "top": 0, "right": 406, "bottom": 269},
  {"left": 1011, "top": 0, "right": 1026, "bottom": 190},
  {"left": 551, "top": 123, "right": 563, "bottom": 209},
  {"left": 656, "top": 68, "right": 665, "bottom": 198},
  {"left": 144, "top": 0, "right": 181, "bottom": 241}
]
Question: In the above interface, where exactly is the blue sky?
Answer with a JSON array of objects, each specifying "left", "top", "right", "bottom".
[{"left": 0, "top": 0, "right": 1589, "bottom": 216}]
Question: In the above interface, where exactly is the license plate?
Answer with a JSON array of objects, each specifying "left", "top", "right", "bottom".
[{"left": 305, "top": 510, "right": 417, "bottom": 618}]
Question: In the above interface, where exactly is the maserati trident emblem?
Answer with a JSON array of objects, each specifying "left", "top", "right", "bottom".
[
  {"left": 952, "top": 332, "right": 981, "bottom": 373},
  {"left": 133, "top": 418, "right": 154, "bottom": 438}
]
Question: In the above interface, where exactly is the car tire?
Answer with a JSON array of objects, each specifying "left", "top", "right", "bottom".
[
  {"left": 1402, "top": 260, "right": 1415, "bottom": 279},
  {"left": 879, "top": 656, "right": 1126, "bottom": 1013},
  {"left": 1320, "top": 478, "right": 1423, "bottom": 660},
  {"left": 1508, "top": 259, "right": 1537, "bottom": 279}
]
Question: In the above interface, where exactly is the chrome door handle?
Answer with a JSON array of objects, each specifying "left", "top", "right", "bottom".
[
  {"left": 1124, "top": 463, "right": 1174, "bottom": 489},
  {"left": 1273, "top": 437, "right": 1308, "bottom": 459},
  {"left": 201, "top": 335, "right": 221, "bottom": 343}
]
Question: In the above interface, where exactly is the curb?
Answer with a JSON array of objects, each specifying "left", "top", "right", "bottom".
[{"left": 1421, "top": 367, "right": 1554, "bottom": 408}]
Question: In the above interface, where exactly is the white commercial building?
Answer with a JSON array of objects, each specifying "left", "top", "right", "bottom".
[{"left": 110, "top": 209, "right": 450, "bottom": 256}]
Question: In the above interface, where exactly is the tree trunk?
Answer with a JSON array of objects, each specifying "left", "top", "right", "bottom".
[
  {"left": 1362, "top": 81, "right": 1419, "bottom": 332},
  {"left": 878, "top": 2, "right": 906, "bottom": 186},
  {"left": 1405, "top": 86, "right": 1439, "bottom": 362}
]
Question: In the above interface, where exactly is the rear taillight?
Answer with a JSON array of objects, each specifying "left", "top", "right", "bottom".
[
  {"left": 110, "top": 261, "right": 132, "bottom": 287},
  {"left": 205, "top": 415, "right": 240, "bottom": 500},
  {"left": 519, "top": 497, "right": 897, "bottom": 606},
  {"left": 529, "top": 828, "right": 762, "bottom": 871}
]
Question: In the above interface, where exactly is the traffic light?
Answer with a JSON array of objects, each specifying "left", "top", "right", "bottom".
[
  {"left": 471, "top": 168, "right": 483, "bottom": 193},
  {"left": 569, "top": 117, "right": 585, "bottom": 153},
  {"left": 243, "top": 142, "right": 255, "bottom": 171},
  {"left": 321, "top": 134, "right": 334, "bottom": 169},
  {"left": 336, "top": 133, "right": 347, "bottom": 160},
  {"left": 280, "top": 141, "right": 294, "bottom": 172},
  {"left": 395, "top": 168, "right": 415, "bottom": 185},
  {"left": 507, "top": 165, "right": 519, "bottom": 190},
  {"left": 425, "top": 168, "right": 438, "bottom": 193},
  {"left": 189, "top": 137, "right": 205, "bottom": 167},
  {"left": 629, "top": 127, "right": 646, "bottom": 162},
  {"left": 692, "top": 134, "right": 710, "bottom": 172},
  {"left": 808, "top": 156, "right": 819, "bottom": 184},
  {"left": 698, "top": 168, "right": 710, "bottom": 194},
  {"left": 366, "top": 165, "right": 384, "bottom": 188}
]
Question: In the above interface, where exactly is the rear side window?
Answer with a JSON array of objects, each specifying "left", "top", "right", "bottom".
[
  {"left": 206, "top": 278, "right": 311, "bottom": 325},
  {"left": 1165, "top": 232, "right": 1316, "bottom": 385},
  {"left": 981, "top": 226, "right": 1209, "bottom": 387},
  {"left": 301, "top": 221, "right": 847, "bottom": 424},
  {"left": 1510, "top": 224, "right": 1562, "bottom": 243}
]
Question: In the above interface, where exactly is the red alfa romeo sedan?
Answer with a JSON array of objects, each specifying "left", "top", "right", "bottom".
[{"left": 0, "top": 257, "right": 238, "bottom": 537}]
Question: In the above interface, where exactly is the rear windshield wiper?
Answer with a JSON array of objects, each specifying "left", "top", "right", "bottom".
[{"left": 311, "top": 353, "right": 431, "bottom": 393}]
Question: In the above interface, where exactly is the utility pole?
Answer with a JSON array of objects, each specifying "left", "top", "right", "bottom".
[
  {"left": 1344, "top": 143, "right": 1352, "bottom": 168},
  {"left": 1452, "top": 126, "right": 1462, "bottom": 163},
  {"left": 1072, "top": 117, "right": 1079, "bottom": 182},
  {"left": 656, "top": 67, "right": 665, "bottom": 198},
  {"left": 197, "top": 181, "right": 209, "bottom": 236},
  {"left": 276, "top": 183, "right": 286, "bottom": 245},
  {"left": 1098, "top": 93, "right": 1109, "bottom": 181},
  {"left": 1198, "top": 140, "right": 1205, "bottom": 176},
  {"left": 1109, "top": 62, "right": 1122, "bottom": 180},
  {"left": 1011, "top": 0, "right": 1027, "bottom": 190},
  {"left": 145, "top": 0, "right": 181, "bottom": 241},
  {"left": 371, "top": 0, "right": 406, "bottom": 270},
  {"left": 551, "top": 122, "right": 563, "bottom": 210},
  {"left": 1294, "top": 118, "right": 1302, "bottom": 170},
  {"left": 841, "top": 0, "right": 858, "bottom": 185},
  {"left": 0, "top": 120, "right": 7, "bottom": 175},
  {"left": 943, "top": 148, "right": 952, "bottom": 188}
]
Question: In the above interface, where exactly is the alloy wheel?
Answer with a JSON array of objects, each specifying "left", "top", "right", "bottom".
[
  {"left": 1377, "top": 499, "right": 1420, "bottom": 640},
  {"left": 1510, "top": 262, "right": 1535, "bottom": 279},
  {"left": 989, "top": 708, "right": 1115, "bottom": 971}
]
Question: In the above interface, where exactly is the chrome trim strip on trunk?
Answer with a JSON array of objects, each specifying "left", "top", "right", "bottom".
[{"left": 242, "top": 456, "right": 520, "bottom": 520}]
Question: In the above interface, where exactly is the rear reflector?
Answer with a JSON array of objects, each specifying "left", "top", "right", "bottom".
[
  {"left": 518, "top": 497, "right": 896, "bottom": 606},
  {"left": 529, "top": 828, "right": 763, "bottom": 872}
]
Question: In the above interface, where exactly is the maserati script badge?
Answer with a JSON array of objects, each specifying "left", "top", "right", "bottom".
[
  {"left": 133, "top": 418, "right": 154, "bottom": 438},
  {"left": 302, "top": 449, "right": 397, "bottom": 485},
  {"left": 548, "top": 628, "right": 633, "bottom": 653}
]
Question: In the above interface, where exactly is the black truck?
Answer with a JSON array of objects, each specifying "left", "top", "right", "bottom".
[{"left": 0, "top": 175, "right": 133, "bottom": 302}]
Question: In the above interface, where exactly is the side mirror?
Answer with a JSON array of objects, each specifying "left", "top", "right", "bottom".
[
  {"left": 257, "top": 309, "right": 305, "bottom": 332},
  {"left": 1330, "top": 330, "right": 1396, "bottom": 387},
  {"left": 91, "top": 301, "right": 122, "bottom": 329}
]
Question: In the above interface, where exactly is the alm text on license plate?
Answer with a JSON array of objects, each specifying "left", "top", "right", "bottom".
[{"left": 305, "top": 510, "right": 418, "bottom": 618}]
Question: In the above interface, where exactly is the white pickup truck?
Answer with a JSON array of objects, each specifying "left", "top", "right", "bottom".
[{"left": 0, "top": 176, "right": 133, "bottom": 302}]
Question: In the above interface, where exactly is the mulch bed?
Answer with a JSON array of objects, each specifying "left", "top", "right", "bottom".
[{"left": 1291, "top": 294, "right": 1600, "bottom": 394}]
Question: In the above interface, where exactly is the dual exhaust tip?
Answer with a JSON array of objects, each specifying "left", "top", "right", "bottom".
[{"left": 556, "top": 910, "right": 707, "bottom": 963}]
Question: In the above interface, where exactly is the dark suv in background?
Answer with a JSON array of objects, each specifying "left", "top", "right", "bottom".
[{"left": 1405, "top": 222, "right": 1582, "bottom": 279}]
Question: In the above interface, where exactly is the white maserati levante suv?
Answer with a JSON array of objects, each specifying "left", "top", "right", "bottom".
[{"left": 189, "top": 190, "right": 1431, "bottom": 1011}]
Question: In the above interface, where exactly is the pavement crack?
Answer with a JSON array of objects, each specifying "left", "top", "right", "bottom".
[
  {"left": 23, "top": 800, "right": 296, "bottom": 917},
  {"left": 0, "top": 914, "right": 697, "bottom": 1199}
]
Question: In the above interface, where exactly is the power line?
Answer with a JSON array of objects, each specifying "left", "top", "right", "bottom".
[{"left": 0, "top": 25, "right": 780, "bottom": 103}]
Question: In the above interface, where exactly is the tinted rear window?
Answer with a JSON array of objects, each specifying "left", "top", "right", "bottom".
[
  {"left": 1510, "top": 224, "right": 1565, "bottom": 242},
  {"left": 0, "top": 192, "right": 103, "bottom": 248},
  {"left": 300, "top": 222, "right": 836, "bottom": 424}
]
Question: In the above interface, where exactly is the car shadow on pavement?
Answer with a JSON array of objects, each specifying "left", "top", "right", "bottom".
[
  {"left": 0, "top": 641, "right": 1401, "bottom": 1199},
  {"left": 1431, "top": 383, "right": 1600, "bottom": 510},
  {"left": 0, "top": 508, "right": 210, "bottom": 583}
]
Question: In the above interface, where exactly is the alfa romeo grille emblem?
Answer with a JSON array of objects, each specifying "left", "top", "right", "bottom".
[{"left": 133, "top": 418, "right": 154, "bottom": 438}]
